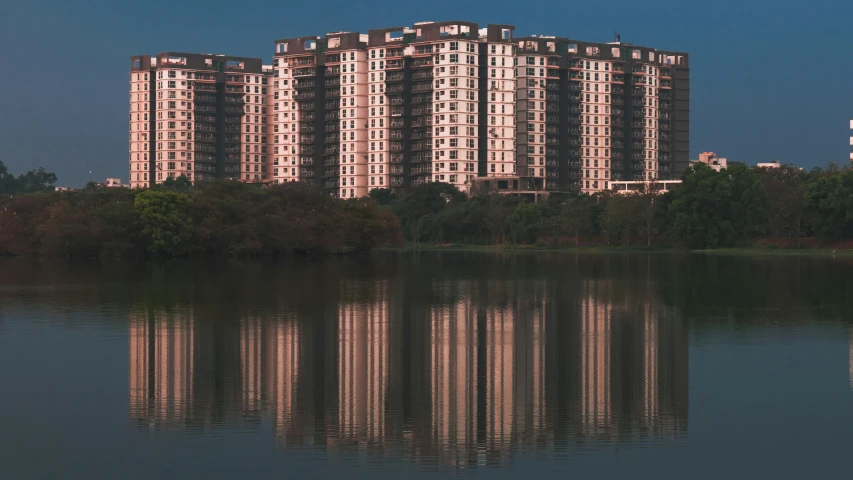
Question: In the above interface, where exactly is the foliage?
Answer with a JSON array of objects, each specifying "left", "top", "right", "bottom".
[
  {"left": 0, "top": 180, "right": 403, "bottom": 258},
  {"left": 134, "top": 190, "right": 194, "bottom": 256},
  {"left": 0, "top": 161, "right": 57, "bottom": 194}
]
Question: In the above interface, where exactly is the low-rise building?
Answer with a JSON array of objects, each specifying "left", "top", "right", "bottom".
[
  {"left": 610, "top": 179, "right": 681, "bottom": 194},
  {"left": 690, "top": 151, "right": 727, "bottom": 171}
]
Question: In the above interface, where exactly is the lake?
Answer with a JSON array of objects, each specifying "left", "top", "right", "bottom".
[{"left": 1, "top": 252, "right": 852, "bottom": 479}]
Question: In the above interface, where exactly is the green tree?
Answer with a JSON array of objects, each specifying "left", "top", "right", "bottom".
[
  {"left": 756, "top": 164, "right": 809, "bottom": 247},
  {"left": 668, "top": 163, "right": 768, "bottom": 248},
  {"left": 804, "top": 169, "right": 853, "bottom": 240},
  {"left": 601, "top": 193, "right": 643, "bottom": 246},
  {"left": 368, "top": 188, "right": 396, "bottom": 206},
  {"left": 507, "top": 202, "right": 542, "bottom": 244},
  {"left": 134, "top": 190, "right": 194, "bottom": 255},
  {"left": 390, "top": 182, "right": 465, "bottom": 245},
  {"left": 547, "top": 195, "right": 595, "bottom": 246}
]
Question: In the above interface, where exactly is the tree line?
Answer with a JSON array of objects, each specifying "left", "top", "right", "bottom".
[
  {"left": 0, "top": 177, "right": 403, "bottom": 258},
  {"left": 3, "top": 160, "right": 853, "bottom": 258},
  {"left": 372, "top": 162, "right": 853, "bottom": 249},
  {"left": 0, "top": 160, "right": 58, "bottom": 195}
]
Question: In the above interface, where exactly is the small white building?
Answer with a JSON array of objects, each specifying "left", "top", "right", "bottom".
[
  {"left": 610, "top": 180, "right": 682, "bottom": 195},
  {"left": 756, "top": 161, "right": 781, "bottom": 169},
  {"left": 104, "top": 178, "right": 126, "bottom": 188}
]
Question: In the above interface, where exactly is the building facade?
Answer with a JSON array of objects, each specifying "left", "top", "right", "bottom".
[
  {"left": 130, "top": 24, "right": 688, "bottom": 196},
  {"left": 514, "top": 36, "right": 689, "bottom": 194},
  {"left": 129, "top": 53, "right": 270, "bottom": 188}
]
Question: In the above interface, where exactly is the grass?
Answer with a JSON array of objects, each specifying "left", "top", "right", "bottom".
[{"left": 383, "top": 243, "right": 853, "bottom": 256}]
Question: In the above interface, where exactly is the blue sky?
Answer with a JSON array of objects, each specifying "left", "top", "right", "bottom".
[{"left": 1, "top": 0, "right": 851, "bottom": 186}]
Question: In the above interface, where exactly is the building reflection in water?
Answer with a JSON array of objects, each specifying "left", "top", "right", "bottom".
[{"left": 128, "top": 277, "right": 688, "bottom": 467}]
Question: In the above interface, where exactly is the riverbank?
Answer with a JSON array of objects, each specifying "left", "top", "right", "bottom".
[{"left": 384, "top": 243, "right": 853, "bottom": 256}]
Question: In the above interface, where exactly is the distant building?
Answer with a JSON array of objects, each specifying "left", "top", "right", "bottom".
[
  {"left": 690, "top": 151, "right": 727, "bottom": 172},
  {"left": 756, "top": 160, "right": 781, "bottom": 169},
  {"left": 104, "top": 178, "right": 125, "bottom": 188},
  {"left": 54, "top": 186, "right": 72, "bottom": 192}
]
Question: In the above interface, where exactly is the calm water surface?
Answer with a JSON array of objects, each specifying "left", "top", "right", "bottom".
[{"left": 1, "top": 252, "right": 853, "bottom": 479}]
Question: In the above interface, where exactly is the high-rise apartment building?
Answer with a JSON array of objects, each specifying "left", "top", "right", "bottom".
[
  {"left": 130, "top": 23, "right": 688, "bottom": 196},
  {"left": 514, "top": 36, "right": 689, "bottom": 194},
  {"left": 270, "top": 22, "right": 516, "bottom": 197},
  {"left": 129, "top": 53, "right": 271, "bottom": 188},
  {"left": 272, "top": 32, "right": 369, "bottom": 197}
]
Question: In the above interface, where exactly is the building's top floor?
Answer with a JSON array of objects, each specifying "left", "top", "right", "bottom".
[
  {"left": 514, "top": 36, "right": 688, "bottom": 67},
  {"left": 274, "top": 32, "right": 369, "bottom": 57},
  {"left": 269, "top": 21, "right": 685, "bottom": 66},
  {"left": 130, "top": 52, "right": 264, "bottom": 74},
  {"left": 275, "top": 21, "right": 516, "bottom": 58}
]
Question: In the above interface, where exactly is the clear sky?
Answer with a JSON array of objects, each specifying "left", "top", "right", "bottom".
[{"left": 1, "top": 0, "right": 851, "bottom": 186}]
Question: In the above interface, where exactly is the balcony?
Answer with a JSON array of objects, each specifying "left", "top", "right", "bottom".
[
  {"left": 300, "top": 135, "right": 316, "bottom": 144},
  {"left": 324, "top": 135, "right": 338, "bottom": 144},
  {"left": 612, "top": 97, "right": 624, "bottom": 105},
  {"left": 293, "top": 67, "right": 316, "bottom": 77},
  {"left": 325, "top": 89, "right": 340, "bottom": 99},
  {"left": 387, "top": 84, "right": 404, "bottom": 94},
  {"left": 386, "top": 72, "right": 405, "bottom": 82},
  {"left": 324, "top": 145, "right": 339, "bottom": 155},
  {"left": 411, "top": 58, "right": 432, "bottom": 68},
  {"left": 387, "top": 60, "right": 404, "bottom": 69},
  {"left": 412, "top": 82, "right": 432, "bottom": 92},
  {"left": 326, "top": 66, "right": 341, "bottom": 75},
  {"left": 294, "top": 80, "right": 315, "bottom": 90},
  {"left": 412, "top": 71, "right": 433, "bottom": 80},
  {"left": 293, "top": 92, "right": 315, "bottom": 101},
  {"left": 325, "top": 78, "right": 340, "bottom": 87},
  {"left": 301, "top": 124, "right": 316, "bottom": 134},
  {"left": 324, "top": 101, "right": 339, "bottom": 110}
]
